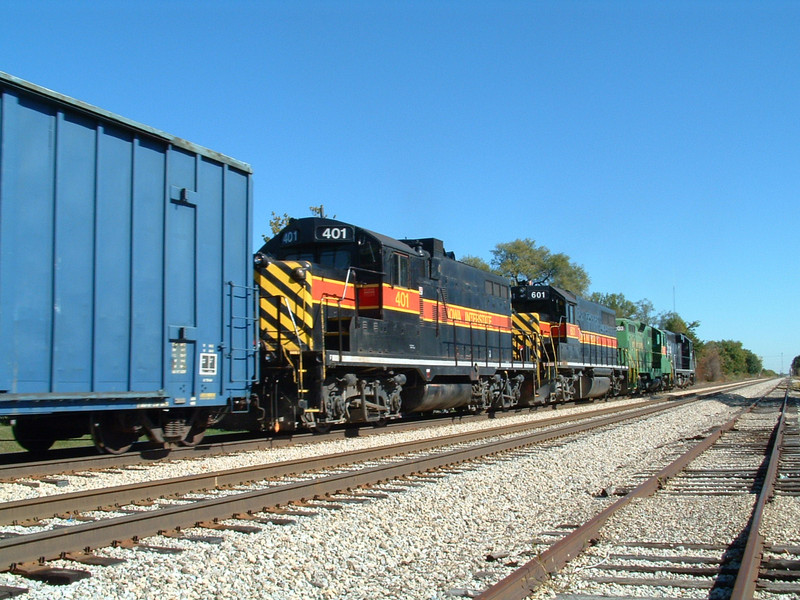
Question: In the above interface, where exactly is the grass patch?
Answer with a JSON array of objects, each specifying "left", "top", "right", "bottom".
[
  {"left": 0, "top": 422, "right": 93, "bottom": 454},
  {"left": 0, "top": 422, "right": 244, "bottom": 454}
]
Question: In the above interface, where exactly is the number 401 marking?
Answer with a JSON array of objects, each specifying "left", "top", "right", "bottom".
[{"left": 320, "top": 227, "right": 348, "bottom": 240}]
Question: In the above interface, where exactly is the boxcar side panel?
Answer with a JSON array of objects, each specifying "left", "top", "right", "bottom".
[
  {"left": 130, "top": 138, "right": 167, "bottom": 392},
  {"left": 95, "top": 124, "right": 134, "bottom": 392},
  {"left": 222, "top": 167, "right": 254, "bottom": 398},
  {"left": 52, "top": 111, "right": 98, "bottom": 392},
  {"left": 0, "top": 92, "right": 57, "bottom": 394}
]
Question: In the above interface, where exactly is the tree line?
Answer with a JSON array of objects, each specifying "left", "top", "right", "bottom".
[{"left": 460, "top": 239, "right": 772, "bottom": 381}]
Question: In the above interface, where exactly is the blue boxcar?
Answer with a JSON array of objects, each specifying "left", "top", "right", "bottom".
[{"left": 0, "top": 72, "right": 257, "bottom": 452}]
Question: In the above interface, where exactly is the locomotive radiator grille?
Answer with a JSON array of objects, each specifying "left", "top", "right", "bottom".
[{"left": 256, "top": 261, "right": 314, "bottom": 354}]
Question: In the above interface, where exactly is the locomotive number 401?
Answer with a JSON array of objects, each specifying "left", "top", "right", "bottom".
[{"left": 315, "top": 226, "right": 353, "bottom": 241}]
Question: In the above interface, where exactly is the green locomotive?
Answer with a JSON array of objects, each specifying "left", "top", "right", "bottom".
[{"left": 616, "top": 319, "right": 694, "bottom": 393}]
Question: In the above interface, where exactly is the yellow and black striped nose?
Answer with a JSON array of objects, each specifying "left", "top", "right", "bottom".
[
  {"left": 512, "top": 311, "right": 541, "bottom": 361},
  {"left": 256, "top": 261, "right": 314, "bottom": 353}
]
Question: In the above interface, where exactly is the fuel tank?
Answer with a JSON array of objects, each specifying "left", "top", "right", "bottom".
[{"left": 401, "top": 383, "right": 473, "bottom": 412}]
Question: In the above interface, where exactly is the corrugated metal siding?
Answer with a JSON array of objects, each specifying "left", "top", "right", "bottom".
[{"left": 0, "top": 73, "right": 255, "bottom": 413}]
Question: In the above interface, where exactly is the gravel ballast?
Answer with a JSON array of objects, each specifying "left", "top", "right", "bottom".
[
  {"left": 529, "top": 380, "right": 792, "bottom": 599},
  {"left": 0, "top": 381, "right": 779, "bottom": 599}
]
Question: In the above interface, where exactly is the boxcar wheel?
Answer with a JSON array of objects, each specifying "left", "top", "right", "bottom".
[
  {"left": 12, "top": 419, "right": 55, "bottom": 453},
  {"left": 91, "top": 413, "right": 139, "bottom": 455},
  {"left": 179, "top": 425, "right": 208, "bottom": 447}
]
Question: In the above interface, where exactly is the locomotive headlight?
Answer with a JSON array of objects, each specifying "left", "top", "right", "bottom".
[
  {"left": 292, "top": 267, "right": 307, "bottom": 280},
  {"left": 254, "top": 252, "right": 268, "bottom": 266}
]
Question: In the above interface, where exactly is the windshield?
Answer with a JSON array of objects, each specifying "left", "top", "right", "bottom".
[{"left": 283, "top": 246, "right": 351, "bottom": 270}]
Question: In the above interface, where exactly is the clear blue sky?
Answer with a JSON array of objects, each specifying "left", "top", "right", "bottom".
[{"left": 4, "top": 1, "right": 798, "bottom": 374}]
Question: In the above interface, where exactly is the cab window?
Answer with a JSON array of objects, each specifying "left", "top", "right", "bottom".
[
  {"left": 319, "top": 248, "right": 351, "bottom": 269},
  {"left": 567, "top": 303, "right": 576, "bottom": 324},
  {"left": 391, "top": 253, "right": 409, "bottom": 287},
  {"left": 358, "top": 241, "right": 381, "bottom": 270},
  {"left": 283, "top": 251, "right": 314, "bottom": 262}
]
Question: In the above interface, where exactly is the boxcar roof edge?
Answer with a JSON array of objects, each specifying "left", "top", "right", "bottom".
[{"left": 0, "top": 71, "right": 252, "bottom": 174}]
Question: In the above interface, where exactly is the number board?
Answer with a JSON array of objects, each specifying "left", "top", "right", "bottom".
[
  {"left": 315, "top": 226, "right": 353, "bottom": 242},
  {"left": 520, "top": 287, "right": 549, "bottom": 301},
  {"left": 281, "top": 230, "right": 300, "bottom": 245}
]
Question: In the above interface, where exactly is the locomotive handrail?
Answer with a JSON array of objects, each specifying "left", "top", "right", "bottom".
[
  {"left": 277, "top": 295, "right": 305, "bottom": 402},
  {"left": 320, "top": 293, "right": 347, "bottom": 364},
  {"left": 434, "top": 286, "right": 460, "bottom": 366},
  {"left": 339, "top": 266, "right": 354, "bottom": 303},
  {"left": 515, "top": 329, "right": 540, "bottom": 379}
]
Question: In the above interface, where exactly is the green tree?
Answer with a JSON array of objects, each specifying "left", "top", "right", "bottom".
[
  {"left": 717, "top": 340, "right": 748, "bottom": 375},
  {"left": 262, "top": 205, "right": 337, "bottom": 243},
  {"left": 744, "top": 350, "right": 762, "bottom": 375},
  {"left": 490, "top": 239, "right": 590, "bottom": 295},
  {"left": 261, "top": 212, "right": 293, "bottom": 243},
  {"left": 587, "top": 292, "right": 659, "bottom": 324},
  {"left": 658, "top": 311, "right": 703, "bottom": 354},
  {"left": 697, "top": 340, "right": 763, "bottom": 380},
  {"left": 589, "top": 292, "right": 638, "bottom": 318},
  {"left": 791, "top": 355, "right": 800, "bottom": 376},
  {"left": 269, "top": 212, "right": 292, "bottom": 235},
  {"left": 460, "top": 255, "right": 494, "bottom": 273},
  {"left": 633, "top": 299, "right": 655, "bottom": 323}
]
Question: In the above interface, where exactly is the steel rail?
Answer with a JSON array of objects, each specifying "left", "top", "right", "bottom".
[
  {"left": 476, "top": 395, "right": 769, "bottom": 600},
  {"left": 0, "top": 406, "right": 594, "bottom": 478},
  {"left": 0, "top": 396, "right": 698, "bottom": 570},
  {"left": 0, "top": 378, "right": 767, "bottom": 479},
  {"left": 0, "top": 413, "right": 486, "bottom": 478},
  {"left": 729, "top": 386, "right": 790, "bottom": 599},
  {"left": 0, "top": 398, "right": 676, "bottom": 526}
]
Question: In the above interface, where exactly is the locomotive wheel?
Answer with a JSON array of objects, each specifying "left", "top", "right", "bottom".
[
  {"left": 371, "top": 418, "right": 388, "bottom": 428},
  {"left": 12, "top": 419, "right": 55, "bottom": 453},
  {"left": 311, "top": 423, "right": 332, "bottom": 435},
  {"left": 91, "top": 413, "right": 139, "bottom": 455}
]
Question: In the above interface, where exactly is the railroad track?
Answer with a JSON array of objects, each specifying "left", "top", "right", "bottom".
[
  {"left": 0, "top": 397, "right": 681, "bottom": 503},
  {"left": 0, "top": 379, "right": 759, "bottom": 481},
  {"left": 0, "top": 412, "right": 485, "bottom": 480},
  {"left": 0, "top": 395, "right": 701, "bottom": 590},
  {"left": 477, "top": 381, "right": 798, "bottom": 600}
]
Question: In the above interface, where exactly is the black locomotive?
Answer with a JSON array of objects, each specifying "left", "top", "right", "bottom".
[
  {"left": 512, "top": 285, "right": 626, "bottom": 402},
  {"left": 244, "top": 217, "right": 538, "bottom": 432}
]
